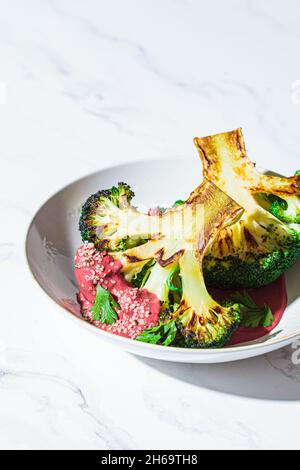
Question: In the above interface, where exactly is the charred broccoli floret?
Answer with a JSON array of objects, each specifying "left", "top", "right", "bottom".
[
  {"left": 194, "top": 129, "right": 300, "bottom": 289},
  {"left": 84, "top": 179, "right": 244, "bottom": 348}
]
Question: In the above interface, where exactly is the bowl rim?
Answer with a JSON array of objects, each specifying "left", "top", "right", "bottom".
[{"left": 25, "top": 157, "right": 300, "bottom": 356}]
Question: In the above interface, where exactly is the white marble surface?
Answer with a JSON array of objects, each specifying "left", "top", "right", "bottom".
[{"left": 1, "top": 0, "right": 300, "bottom": 450}]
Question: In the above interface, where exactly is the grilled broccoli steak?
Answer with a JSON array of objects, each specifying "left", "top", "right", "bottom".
[
  {"left": 79, "top": 179, "right": 244, "bottom": 348},
  {"left": 194, "top": 128, "right": 300, "bottom": 289}
]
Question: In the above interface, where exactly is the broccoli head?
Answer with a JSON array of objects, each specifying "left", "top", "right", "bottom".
[
  {"left": 100, "top": 179, "right": 244, "bottom": 348},
  {"left": 194, "top": 128, "right": 300, "bottom": 289},
  {"left": 79, "top": 182, "right": 152, "bottom": 251}
]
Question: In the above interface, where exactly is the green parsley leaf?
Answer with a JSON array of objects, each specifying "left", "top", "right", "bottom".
[
  {"left": 261, "top": 304, "right": 274, "bottom": 327},
  {"left": 90, "top": 285, "right": 119, "bottom": 325},
  {"left": 230, "top": 291, "right": 274, "bottom": 329},
  {"left": 230, "top": 291, "right": 258, "bottom": 310},
  {"left": 136, "top": 320, "right": 178, "bottom": 346}
]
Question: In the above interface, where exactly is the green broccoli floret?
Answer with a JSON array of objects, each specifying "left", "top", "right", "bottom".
[
  {"left": 194, "top": 129, "right": 300, "bottom": 289},
  {"left": 136, "top": 320, "right": 178, "bottom": 346},
  {"left": 79, "top": 182, "right": 152, "bottom": 251},
  {"left": 104, "top": 179, "right": 244, "bottom": 348}
]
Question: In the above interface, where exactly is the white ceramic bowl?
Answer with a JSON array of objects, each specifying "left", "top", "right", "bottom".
[{"left": 25, "top": 158, "right": 300, "bottom": 363}]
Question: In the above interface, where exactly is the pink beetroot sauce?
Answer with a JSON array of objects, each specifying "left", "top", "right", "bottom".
[
  {"left": 75, "top": 243, "right": 288, "bottom": 346},
  {"left": 75, "top": 243, "right": 161, "bottom": 339}
]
